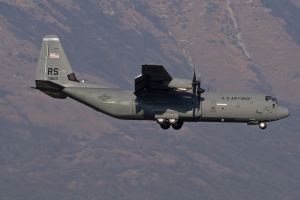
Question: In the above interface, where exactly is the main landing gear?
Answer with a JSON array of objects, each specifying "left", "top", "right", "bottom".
[{"left": 156, "top": 119, "right": 184, "bottom": 130}]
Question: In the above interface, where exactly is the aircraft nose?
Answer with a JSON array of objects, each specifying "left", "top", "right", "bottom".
[{"left": 277, "top": 106, "right": 290, "bottom": 119}]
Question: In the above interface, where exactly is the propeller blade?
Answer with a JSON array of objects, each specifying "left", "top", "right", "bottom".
[
  {"left": 192, "top": 68, "right": 197, "bottom": 95},
  {"left": 193, "top": 68, "right": 196, "bottom": 82}
]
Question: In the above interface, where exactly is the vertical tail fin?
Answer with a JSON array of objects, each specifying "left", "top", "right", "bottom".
[
  {"left": 36, "top": 35, "right": 79, "bottom": 86},
  {"left": 35, "top": 35, "right": 79, "bottom": 98}
]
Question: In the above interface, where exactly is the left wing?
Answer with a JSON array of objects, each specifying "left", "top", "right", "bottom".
[{"left": 134, "top": 65, "right": 173, "bottom": 95}]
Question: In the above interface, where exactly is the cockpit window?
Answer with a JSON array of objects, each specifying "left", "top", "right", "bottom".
[
  {"left": 265, "top": 96, "right": 272, "bottom": 101},
  {"left": 265, "top": 96, "right": 278, "bottom": 104}
]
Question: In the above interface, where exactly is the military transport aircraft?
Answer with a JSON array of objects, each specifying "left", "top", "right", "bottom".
[{"left": 34, "top": 35, "right": 289, "bottom": 130}]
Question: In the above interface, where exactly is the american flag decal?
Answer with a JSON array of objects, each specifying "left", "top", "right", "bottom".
[{"left": 49, "top": 52, "right": 60, "bottom": 59}]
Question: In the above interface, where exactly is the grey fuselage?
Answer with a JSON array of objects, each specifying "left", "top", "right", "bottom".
[{"left": 63, "top": 85, "right": 289, "bottom": 124}]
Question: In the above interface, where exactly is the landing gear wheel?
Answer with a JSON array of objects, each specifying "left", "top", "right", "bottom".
[
  {"left": 259, "top": 122, "right": 267, "bottom": 130},
  {"left": 156, "top": 118, "right": 166, "bottom": 125},
  {"left": 160, "top": 123, "right": 171, "bottom": 130},
  {"left": 172, "top": 121, "right": 184, "bottom": 130},
  {"left": 169, "top": 118, "right": 178, "bottom": 124}
]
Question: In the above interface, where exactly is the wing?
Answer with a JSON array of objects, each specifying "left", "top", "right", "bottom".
[{"left": 134, "top": 65, "right": 172, "bottom": 95}]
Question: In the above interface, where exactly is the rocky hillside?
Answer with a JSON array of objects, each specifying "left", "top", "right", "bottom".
[{"left": 0, "top": 1, "right": 299, "bottom": 200}]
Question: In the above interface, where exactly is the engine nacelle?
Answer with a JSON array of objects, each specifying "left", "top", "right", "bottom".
[{"left": 167, "top": 78, "right": 193, "bottom": 91}]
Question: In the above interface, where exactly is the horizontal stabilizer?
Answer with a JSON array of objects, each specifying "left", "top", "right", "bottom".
[{"left": 34, "top": 80, "right": 67, "bottom": 99}]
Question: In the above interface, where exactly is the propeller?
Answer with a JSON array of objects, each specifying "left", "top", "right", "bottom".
[
  {"left": 192, "top": 69, "right": 204, "bottom": 117},
  {"left": 192, "top": 69, "right": 205, "bottom": 101}
]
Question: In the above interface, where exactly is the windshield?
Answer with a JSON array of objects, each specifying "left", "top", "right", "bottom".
[{"left": 265, "top": 96, "right": 278, "bottom": 104}]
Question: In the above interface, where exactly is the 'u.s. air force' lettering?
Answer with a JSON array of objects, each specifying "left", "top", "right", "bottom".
[
  {"left": 47, "top": 67, "right": 59, "bottom": 81},
  {"left": 221, "top": 96, "right": 251, "bottom": 101}
]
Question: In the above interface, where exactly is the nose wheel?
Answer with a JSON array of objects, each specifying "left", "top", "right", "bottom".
[{"left": 259, "top": 122, "right": 267, "bottom": 130}]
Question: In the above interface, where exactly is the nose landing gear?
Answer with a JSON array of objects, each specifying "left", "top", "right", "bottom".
[{"left": 259, "top": 122, "right": 267, "bottom": 130}]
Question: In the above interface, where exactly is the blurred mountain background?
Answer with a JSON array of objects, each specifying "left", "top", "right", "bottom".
[{"left": 0, "top": 0, "right": 299, "bottom": 199}]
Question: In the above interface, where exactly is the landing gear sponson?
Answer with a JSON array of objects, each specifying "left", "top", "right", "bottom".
[{"left": 157, "top": 119, "right": 267, "bottom": 130}]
